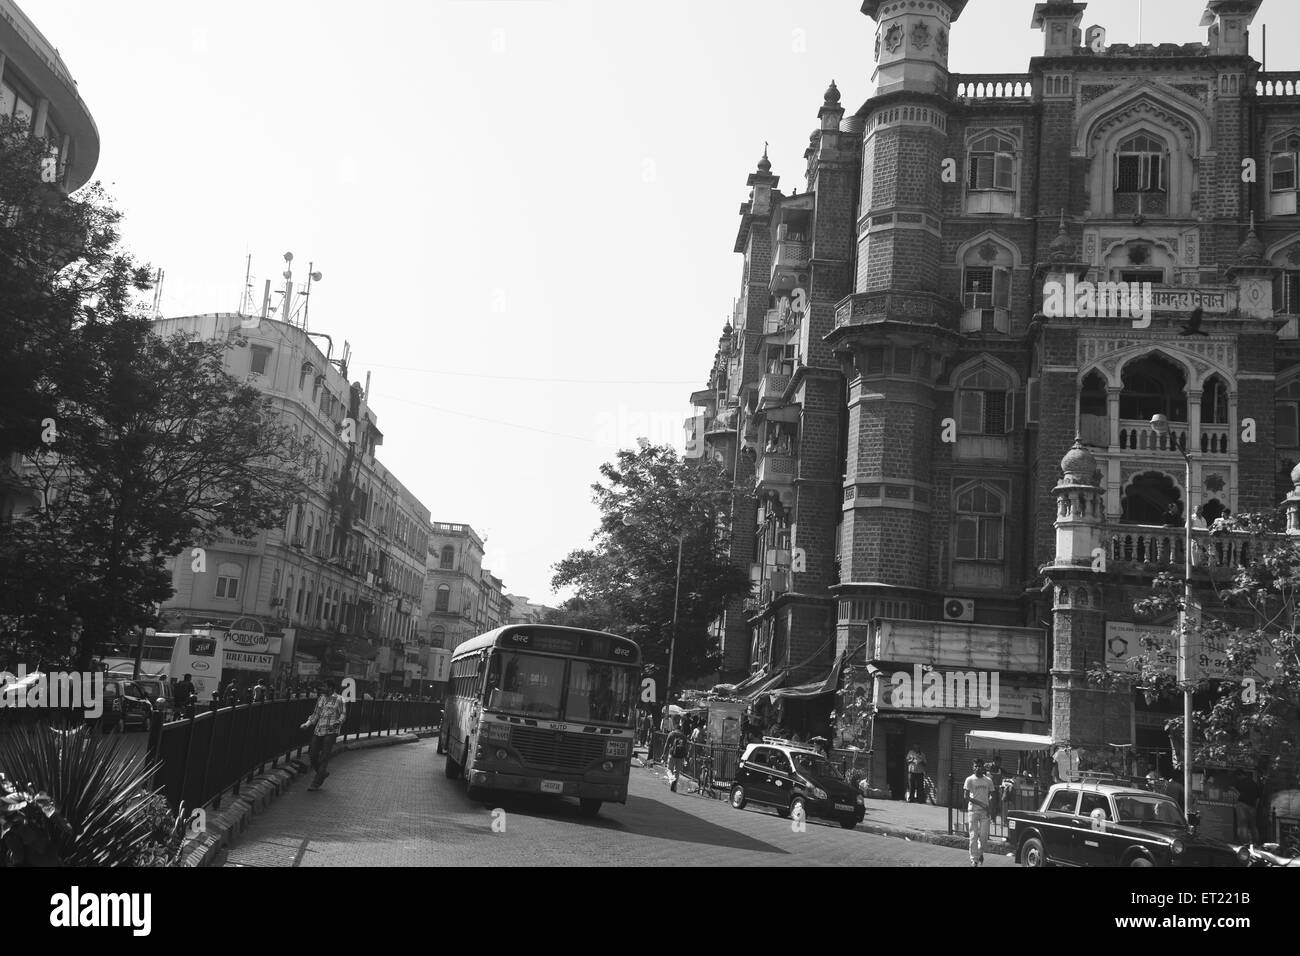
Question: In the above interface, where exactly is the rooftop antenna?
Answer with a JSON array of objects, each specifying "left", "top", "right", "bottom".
[
  {"left": 298, "top": 261, "right": 323, "bottom": 331},
  {"left": 238, "top": 253, "right": 252, "bottom": 315},
  {"left": 151, "top": 268, "right": 165, "bottom": 317},
  {"left": 281, "top": 252, "right": 294, "bottom": 324},
  {"left": 1138, "top": 0, "right": 1143, "bottom": 43}
]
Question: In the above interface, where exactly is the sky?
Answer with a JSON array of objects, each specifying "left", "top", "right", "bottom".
[{"left": 18, "top": 0, "right": 1300, "bottom": 602}]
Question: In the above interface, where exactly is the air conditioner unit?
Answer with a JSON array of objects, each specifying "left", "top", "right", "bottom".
[{"left": 943, "top": 597, "right": 975, "bottom": 622}]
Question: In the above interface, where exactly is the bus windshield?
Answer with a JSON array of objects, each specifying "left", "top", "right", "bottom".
[{"left": 485, "top": 651, "right": 637, "bottom": 726}]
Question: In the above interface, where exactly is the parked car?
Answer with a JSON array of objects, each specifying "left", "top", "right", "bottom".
[
  {"left": 730, "top": 740, "right": 865, "bottom": 829},
  {"left": 1007, "top": 781, "right": 1250, "bottom": 867},
  {"left": 132, "top": 677, "right": 174, "bottom": 719},
  {"left": 100, "top": 679, "right": 154, "bottom": 733}
]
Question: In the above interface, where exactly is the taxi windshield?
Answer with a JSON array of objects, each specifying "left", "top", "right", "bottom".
[
  {"left": 792, "top": 752, "right": 846, "bottom": 780},
  {"left": 1114, "top": 794, "right": 1187, "bottom": 827}
]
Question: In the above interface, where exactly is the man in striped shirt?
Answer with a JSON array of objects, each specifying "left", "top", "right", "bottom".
[{"left": 301, "top": 679, "right": 348, "bottom": 791}]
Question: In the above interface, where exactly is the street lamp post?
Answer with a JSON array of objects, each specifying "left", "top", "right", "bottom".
[
  {"left": 1150, "top": 413, "right": 1194, "bottom": 812},
  {"left": 666, "top": 533, "right": 684, "bottom": 705}
]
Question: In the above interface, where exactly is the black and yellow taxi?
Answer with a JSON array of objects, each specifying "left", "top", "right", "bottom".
[
  {"left": 1007, "top": 780, "right": 1249, "bottom": 867},
  {"left": 729, "top": 739, "right": 865, "bottom": 829}
]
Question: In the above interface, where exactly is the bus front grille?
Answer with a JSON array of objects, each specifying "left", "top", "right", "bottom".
[{"left": 511, "top": 727, "right": 605, "bottom": 772}]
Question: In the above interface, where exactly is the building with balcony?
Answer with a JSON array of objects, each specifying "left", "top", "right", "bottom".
[
  {"left": 0, "top": 0, "right": 99, "bottom": 192},
  {"left": 687, "top": 0, "right": 1300, "bottom": 800},
  {"left": 423, "top": 522, "right": 510, "bottom": 651},
  {"left": 152, "top": 313, "right": 433, "bottom": 693}
]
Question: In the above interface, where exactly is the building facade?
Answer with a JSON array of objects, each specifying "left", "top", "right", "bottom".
[
  {"left": 505, "top": 594, "right": 556, "bottom": 626},
  {"left": 423, "top": 522, "right": 510, "bottom": 651},
  {"left": 690, "top": 0, "right": 1300, "bottom": 800},
  {"left": 153, "top": 312, "right": 433, "bottom": 693}
]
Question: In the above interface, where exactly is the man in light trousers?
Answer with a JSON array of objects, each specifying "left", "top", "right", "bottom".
[{"left": 964, "top": 758, "right": 993, "bottom": 866}]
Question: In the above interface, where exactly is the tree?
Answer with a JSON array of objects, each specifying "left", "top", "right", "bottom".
[
  {"left": 0, "top": 116, "right": 150, "bottom": 461},
  {"left": 0, "top": 321, "right": 310, "bottom": 666},
  {"left": 550, "top": 441, "right": 753, "bottom": 690},
  {"left": 0, "top": 119, "right": 309, "bottom": 666},
  {"left": 1088, "top": 510, "right": 1300, "bottom": 783}
]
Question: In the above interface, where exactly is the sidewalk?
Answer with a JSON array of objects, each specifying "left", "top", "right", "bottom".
[{"left": 632, "top": 746, "right": 1011, "bottom": 856}]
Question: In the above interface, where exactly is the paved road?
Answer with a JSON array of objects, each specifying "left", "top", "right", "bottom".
[{"left": 220, "top": 739, "right": 1014, "bottom": 867}]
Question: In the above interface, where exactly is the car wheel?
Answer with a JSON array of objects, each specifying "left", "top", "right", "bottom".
[
  {"left": 1129, "top": 854, "right": 1154, "bottom": 867},
  {"left": 578, "top": 799, "right": 602, "bottom": 818},
  {"left": 838, "top": 817, "right": 857, "bottom": 830},
  {"left": 730, "top": 785, "right": 747, "bottom": 810},
  {"left": 789, "top": 796, "right": 807, "bottom": 822},
  {"left": 1020, "top": 836, "right": 1047, "bottom": 868}
]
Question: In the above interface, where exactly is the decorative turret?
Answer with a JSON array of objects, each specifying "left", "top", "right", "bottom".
[
  {"left": 1285, "top": 461, "right": 1300, "bottom": 534},
  {"left": 1031, "top": 2, "right": 1087, "bottom": 56},
  {"left": 1202, "top": 0, "right": 1263, "bottom": 57},
  {"left": 745, "top": 145, "right": 780, "bottom": 219},
  {"left": 1048, "top": 436, "right": 1105, "bottom": 571},
  {"left": 1049, "top": 211, "right": 1075, "bottom": 264},
  {"left": 861, "top": 0, "right": 969, "bottom": 96},
  {"left": 1237, "top": 211, "right": 1265, "bottom": 265},
  {"left": 1227, "top": 212, "right": 1281, "bottom": 319}
]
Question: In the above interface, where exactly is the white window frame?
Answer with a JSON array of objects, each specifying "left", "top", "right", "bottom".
[
  {"left": 954, "top": 483, "right": 1006, "bottom": 562},
  {"left": 215, "top": 563, "right": 242, "bottom": 600},
  {"left": 1114, "top": 133, "right": 1167, "bottom": 194},
  {"left": 957, "top": 368, "right": 1012, "bottom": 435}
]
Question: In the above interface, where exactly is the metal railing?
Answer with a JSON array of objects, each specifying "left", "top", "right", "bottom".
[
  {"left": 947, "top": 774, "right": 1045, "bottom": 841},
  {"left": 147, "top": 695, "right": 440, "bottom": 813}
]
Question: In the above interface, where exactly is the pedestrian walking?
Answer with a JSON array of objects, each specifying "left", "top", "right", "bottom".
[
  {"left": 987, "top": 756, "right": 1004, "bottom": 824},
  {"left": 1233, "top": 771, "right": 1261, "bottom": 844},
  {"left": 301, "top": 678, "right": 348, "bottom": 792},
  {"left": 906, "top": 745, "right": 927, "bottom": 803},
  {"left": 175, "top": 673, "right": 196, "bottom": 719},
  {"left": 666, "top": 726, "right": 687, "bottom": 793},
  {"left": 253, "top": 679, "right": 268, "bottom": 703},
  {"left": 964, "top": 758, "right": 993, "bottom": 867}
]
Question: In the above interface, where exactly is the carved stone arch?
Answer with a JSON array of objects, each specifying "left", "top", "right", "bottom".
[
  {"left": 1101, "top": 344, "right": 1229, "bottom": 392},
  {"left": 1074, "top": 82, "right": 1212, "bottom": 158},
  {"left": 948, "top": 353, "right": 1022, "bottom": 390},
  {"left": 964, "top": 125, "right": 1022, "bottom": 148},
  {"left": 1099, "top": 235, "right": 1179, "bottom": 267},
  {"left": 1074, "top": 587, "right": 1089, "bottom": 607},
  {"left": 954, "top": 231, "right": 1024, "bottom": 270},
  {"left": 1265, "top": 232, "right": 1300, "bottom": 267}
]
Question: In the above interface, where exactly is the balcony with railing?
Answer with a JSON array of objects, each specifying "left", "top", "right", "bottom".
[
  {"left": 757, "top": 371, "right": 791, "bottom": 408},
  {"left": 756, "top": 452, "right": 796, "bottom": 488},
  {"left": 1103, "top": 523, "right": 1255, "bottom": 577},
  {"left": 1256, "top": 73, "right": 1300, "bottom": 99},
  {"left": 770, "top": 222, "right": 810, "bottom": 295},
  {"left": 950, "top": 74, "right": 1034, "bottom": 101}
]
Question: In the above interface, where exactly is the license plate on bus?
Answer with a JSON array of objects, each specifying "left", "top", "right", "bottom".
[
  {"left": 540, "top": 780, "right": 564, "bottom": 794},
  {"left": 834, "top": 803, "right": 854, "bottom": 812}
]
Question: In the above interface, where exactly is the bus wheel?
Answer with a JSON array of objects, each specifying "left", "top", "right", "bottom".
[
  {"left": 444, "top": 753, "right": 461, "bottom": 780},
  {"left": 578, "top": 799, "right": 602, "bottom": 818}
]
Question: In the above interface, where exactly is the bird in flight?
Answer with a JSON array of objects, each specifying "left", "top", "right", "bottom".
[{"left": 1178, "top": 306, "right": 1208, "bottom": 336}]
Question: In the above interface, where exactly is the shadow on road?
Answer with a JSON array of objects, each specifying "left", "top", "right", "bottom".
[{"left": 465, "top": 790, "right": 789, "bottom": 855}]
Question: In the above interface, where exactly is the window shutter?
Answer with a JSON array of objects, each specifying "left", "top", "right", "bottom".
[
  {"left": 1278, "top": 402, "right": 1300, "bottom": 447},
  {"left": 969, "top": 153, "right": 982, "bottom": 188},
  {"left": 959, "top": 391, "right": 984, "bottom": 433},
  {"left": 993, "top": 268, "right": 1011, "bottom": 309},
  {"left": 955, "top": 518, "right": 977, "bottom": 559},
  {"left": 995, "top": 152, "right": 1015, "bottom": 191}
]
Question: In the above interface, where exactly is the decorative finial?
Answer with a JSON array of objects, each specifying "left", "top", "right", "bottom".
[
  {"left": 757, "top": 144, "right": 772, "bottom": 173},
  {"left": 824, "top": 80, "right": 842, "bottom": 105}
]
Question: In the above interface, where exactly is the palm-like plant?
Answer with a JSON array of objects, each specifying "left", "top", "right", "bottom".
[{"left": 0, "top": 724, "right": 165, "bottom": 866}]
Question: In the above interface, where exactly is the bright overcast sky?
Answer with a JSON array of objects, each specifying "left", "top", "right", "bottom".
[{"left": 20, "top": 0, "right": 1299, "bottom": 601}]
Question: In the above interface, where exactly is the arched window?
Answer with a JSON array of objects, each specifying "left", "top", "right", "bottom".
[
  {"left": 1120, "top": 355, "right": 1186, "bottom": 422},
  {"left": 1122, "top": 471, "right": 1182, "bottom": 526},
  {"left": 215, "top": 562, "right": 242, "bottom": 600},
  {"left": 957, "top": 367, "right": 1011, "bottom": 435},
  {"left": 968, "top": 133, "right": 1016, "bottom": 192},
  {"left": 285, "top": 575, "right": 295, "bottom": 610},
  {"left": 1201, "top": 375, "right": 1229, "bottom": 425},
  {"left": 955, "top": 483, "right": 1005, "bottom": 561},
  {"left": 960, "top": 239, "right": 1013, "bottom": 332},
  {"left": 435, "top": 584, "right": 451, "bottom": 613},
  {"left": 430, "top": 625, "right": 446, "bottom": 648},
  {"left": 1115, "top": 132, "right": 1166, "bottom": 194},
  {"left": 440, "top": 546, "right": 455, "bottom": 570}
]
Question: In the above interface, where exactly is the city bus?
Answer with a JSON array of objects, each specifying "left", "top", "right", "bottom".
[{"left": 439, "top": 625, "right": 641, "bottom": 817}]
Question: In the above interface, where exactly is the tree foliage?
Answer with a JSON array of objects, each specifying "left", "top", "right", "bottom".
[
  {"left": 550, "top": 441, "right": 753, "bottom": 689},
  {"left": 1088, "top": 510, "right": 1300, "bottom": 780},
  {"left": 0, "top": 118, "right": 308, "bottom": 666}
]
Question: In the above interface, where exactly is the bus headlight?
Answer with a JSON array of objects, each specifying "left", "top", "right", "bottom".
[
  {"left": 1170, "top": 839, "right": 1185, "bottom": 856},
  {"left": 484, "top": 722, "right": 510, "bottom": 743},
  {"left": 605, "top": 740, "right": 629, "bottom": 758},
  {"left": 602, "top": 761, "right": 615, "bottom": 772}
]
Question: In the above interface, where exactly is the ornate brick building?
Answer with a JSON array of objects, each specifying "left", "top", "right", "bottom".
[{"left": 692, "top": 0, "right": 1300, "bottom": 800}]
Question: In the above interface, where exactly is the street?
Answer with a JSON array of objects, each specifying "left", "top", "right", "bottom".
[{"left": 219, "top": 740, "right": 1013, "bottom": 867}]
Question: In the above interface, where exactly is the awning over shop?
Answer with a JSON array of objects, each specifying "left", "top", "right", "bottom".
[
  {"left": 716, "top": 666, "right": 776, "bottom": 697},
  {"left": 744, "top": 668, "right": 788, "bottom": 702},
  {"left": 769, "top": 652, "right": 846, "bottom": 700},
  {"left": 965, "top": 730, "right": 1054, "bottom": 752}
]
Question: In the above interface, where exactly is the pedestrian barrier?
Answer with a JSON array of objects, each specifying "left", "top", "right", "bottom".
[
  {"left": 947, "top": 774, "right": 1043, "bottom": 841},
  {"left": 147, "top": 695, "right": 440, "bottom": 812}
]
